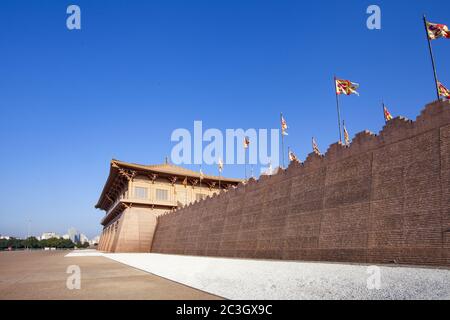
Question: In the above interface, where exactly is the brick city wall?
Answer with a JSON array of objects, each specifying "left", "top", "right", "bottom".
[{"left": 151, "top": 101, "right": 450, "bottom": 266}]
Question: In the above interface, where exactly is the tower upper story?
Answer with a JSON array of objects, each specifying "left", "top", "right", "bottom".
[{"left": 95, "top": 159, "right": 242, "bottom": 226}]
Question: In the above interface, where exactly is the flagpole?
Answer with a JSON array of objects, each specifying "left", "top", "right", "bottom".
[
  {"left": 245, "top": 147, "right": 247, "bottom": 180},
  {"left": 280, "top": 113, "right": 285, "bottom": 169},
  {"left": 382, "top": 99, "right": 386, "bottom": 124},
  {"left": 423, "top": 15, "right": 441, "bottom": 101},
  {"left": 218, "top": 160, "right": 221, "bottom": 190},
  {"left": 334, "top": 76, "right": 343, "bottom": 143}
]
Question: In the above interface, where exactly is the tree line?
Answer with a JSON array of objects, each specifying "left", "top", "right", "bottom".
[{"left": 0, "top": 237, "right": 91, "bottom": 250}]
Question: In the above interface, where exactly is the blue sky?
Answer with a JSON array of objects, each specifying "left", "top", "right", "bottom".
[{"left": 0, "top": 0, "right": 448, "bottom": 238}]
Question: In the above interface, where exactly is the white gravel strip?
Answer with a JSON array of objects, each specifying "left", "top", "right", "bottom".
[
  {"left": 101, "top": 253, "right": 450, "bottom": 300},
  {"left": 65, "top": 250, "right": 105, "bottom": 257}
]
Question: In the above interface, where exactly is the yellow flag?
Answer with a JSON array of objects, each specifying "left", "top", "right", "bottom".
[
  {"left": 243, "top": 136, "right": 250, "bottom": 149},
  {"left": 312, "top": 137, "right": 321, "bottom": 155},
  {"left": 289, "top": 150, "right": 298, "bottom": 162},
  {"left": 335, "top": 78, "right": 359, "bottom": 96},
  {"left": 438, "top": 81, "right": 450, "bottom": 99},
  {"left": 281, "top": 115, "right": 288, "bottom": 136},
  {"left": 343, "top": 125, "right": 350, "bottom": 146}
]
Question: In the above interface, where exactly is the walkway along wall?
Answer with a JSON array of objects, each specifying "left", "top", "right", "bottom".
[{"left": 151, "top": 101, "right": 450, "bottom": 266}]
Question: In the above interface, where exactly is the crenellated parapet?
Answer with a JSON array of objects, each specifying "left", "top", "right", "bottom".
[
  {"left": 151, "top": 100, "right": 450, "bottom": 267},
  {"left": 161, "top": 100, "right": 450, "bottom": 216}
]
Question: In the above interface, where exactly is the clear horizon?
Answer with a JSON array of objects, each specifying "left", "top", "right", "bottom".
[{"left": 0, "top": 227, "right": 97, "bottom": 240}]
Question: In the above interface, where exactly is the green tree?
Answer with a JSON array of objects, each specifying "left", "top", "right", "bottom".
[
  {"left": 7, "top": 238, "right": 24, "bottom": 249},
  {"left": 22, "top": 237, "right": 40, "bottom": 249},
  {"left": 47, "top": 237, "right": 60, "bottom": 248},
  {"left": 0, "top": 239, "right": 8, "bottom": 250},
  {"left": 60, "top": 239, "right": 75, "bottom": 249},
  {"left": 40, "top": 239, "right": 49, "bottom": 248}
]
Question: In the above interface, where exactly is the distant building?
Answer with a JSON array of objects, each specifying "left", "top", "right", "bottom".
[
  {"left": 96, "top": 159, "right": 242, "bottom": 253},
  {"left": 0, "top": 235, "right": 10, "bottom": 240},
  {"left": 80, "top": 234, "right": 89, "bottom": 244},
  {"left": 89, "top": 235, "right": 100, "bottom": 246},
  {"left": 62, "top": 234, "right": 70, "bottom": 240},
  {"left": 68, "top": 228, "right": 80, "bottom": 243},
  {"left": 40, "top": 232, "right": 59, "bottom": 240}
]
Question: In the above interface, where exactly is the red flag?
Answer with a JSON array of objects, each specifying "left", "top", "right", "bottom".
[
  {"left": 335, "top": 79, "right": 360, "bottom": 96},
  {"left": 312, "top": 137, "right": 321, "bottom": 155},
  {"left": 438, "top": 81, "right": 450, "bottom": 99},
  {"left": 383, "top": 105, "right": 393, "bottom": 122},
  {"left": 243, "top": 136, "right": 250, "bottom": 149},
  {"left": 281, "top": 116, "right": 288, "bottom": 136},
  {"left": 426, "top": 21, "right": 450, "bottom": 40}
]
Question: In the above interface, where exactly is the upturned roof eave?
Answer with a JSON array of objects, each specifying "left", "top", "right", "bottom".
[
  {"left": 94, "top": 161, "right": 120, "bottom": 210},
  {"left": 94, "top": 159, "right": 243, "bottom": 211},
  {"left": 111, "top": 159, "right": 242, "bottom": 183}
]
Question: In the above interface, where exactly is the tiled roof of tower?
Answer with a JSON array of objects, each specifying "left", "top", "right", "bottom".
[
  {"left": 111, "top": 159, "right": 242, "bottom": 182},
  {"left": 95, "top": 159, "right": 243, "bottom": 210}
]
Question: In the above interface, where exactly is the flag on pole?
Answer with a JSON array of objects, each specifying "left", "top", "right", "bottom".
[
  {"left": 343, "top": 124, "right": 350, "bottom": 146},
  {"left": 383, "top": 105, "right": 393, "bottom": 122},
  {"left": 281, "top": 116, "right": 288, "bottom": 136},
  {"left": 243, "top": 136, "right": 250, "bottom": 149},
  {"left": 438, "top": 81, "right": 450, "bottom": 99},
  {"left": 423, "top": 16, "right": 443, "bottom": 101},
  {"left": 289, "top": 150, "right": 298, "bottom": 162},
  {"left": 312, "top": 137, "right": 321, "bottom": 155},
  {"left": 262, "top": 161, "right": 274, "bottom": 175},
  {"left": 182, "top": 176, "right": 188, "bottom": 188},
  {"left": 199, "top": 168, "right": 204, "bottom": 180},
  {"left": 426, "top": 21, "right": 450, "bottom": 40},
  {"left": 335, "top": 79, "right": 360, "bottom": 96},
  {"left": 218, "top": 158, "right": 223, "bottom": 173}
]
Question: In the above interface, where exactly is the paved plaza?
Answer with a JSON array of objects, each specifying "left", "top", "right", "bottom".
[
  {"left": 0, "top": 250, "right": 221, "bottom": 300},
  {"left": 1, "top": 250, "right": 450, "bottom": 300}
]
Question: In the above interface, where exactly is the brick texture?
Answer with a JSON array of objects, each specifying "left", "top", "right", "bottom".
[{"left": 151, "top": 101, "right": 450, "bottom": 266}]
